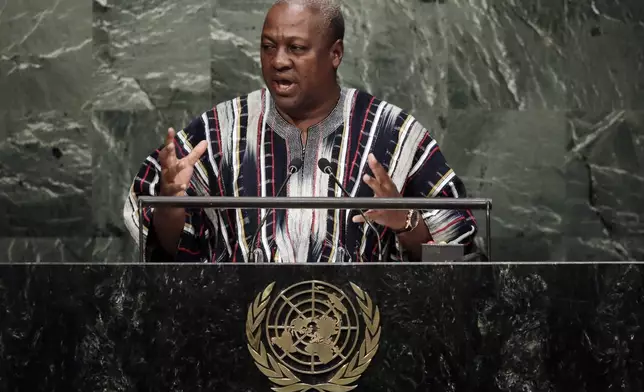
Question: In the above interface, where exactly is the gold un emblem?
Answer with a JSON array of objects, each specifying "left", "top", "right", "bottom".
[{"left": 246, "top": 280, "right": 381, "bottom": 391}]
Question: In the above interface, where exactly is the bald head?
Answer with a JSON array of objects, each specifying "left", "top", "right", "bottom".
[{"left": 272, "top": 0, "right": 345, "bottom": 44}]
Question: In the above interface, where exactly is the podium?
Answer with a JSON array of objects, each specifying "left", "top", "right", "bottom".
[
  {"left": 137, "top": 196, "right": 493, "bottom": 262},
  {"left": 1, "top": 262, "right": 643, "bottom": 391}
]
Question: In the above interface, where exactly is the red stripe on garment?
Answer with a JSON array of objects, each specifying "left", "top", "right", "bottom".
[
  {"left": 432, "top": 216, "right": 465, "bottom": 236},
  {"left": 347, "top": 96, "right": 375, "bottom": 187},
  {"left": 283, "top": 142, "right": 296, "bottom": 262},
  {"left": 139, "top": 163, "right": 152, "bottom": 193},
  {"left": 212, "top": 106, "right": 235, "bottom": 253},
  {"left": 178, "top": 246, "right": 201, "bottom": 255},
  {"left": 255, "top": 91, "right": 265, "bottom": 248},
  {"left": 342, "top": 93, "right": 357, "bottom": 186}
]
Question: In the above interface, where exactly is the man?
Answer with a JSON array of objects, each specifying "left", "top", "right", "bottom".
[{"left": 123, "top": 0, "right": 477, "bottom": 263}]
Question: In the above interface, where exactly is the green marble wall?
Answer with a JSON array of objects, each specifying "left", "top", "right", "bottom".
[{"left": 0, "top": 0, "right": 642, "bottom": 262}]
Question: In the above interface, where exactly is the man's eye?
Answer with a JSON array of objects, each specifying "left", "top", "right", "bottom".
[
  {"left": 291, "top": 46, "right": 305, "bottom": 52},
  {"left": 261, "top": 44, "right": 275, "bottom": 50}
]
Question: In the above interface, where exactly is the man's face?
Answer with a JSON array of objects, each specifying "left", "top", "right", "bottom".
[{"left": 260, "top": 3, "right": 342, "bottom": 116}]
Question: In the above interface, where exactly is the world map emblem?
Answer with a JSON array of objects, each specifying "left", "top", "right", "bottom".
[{"left": 245, "top": 280, "right": 381, "bottom": 391}]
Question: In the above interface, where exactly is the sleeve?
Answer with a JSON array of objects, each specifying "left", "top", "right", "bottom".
[
  {"left": 122, "top": 114, "right": 224, "bottom": 262},
  {"left": 403, "top": 128, "right": 478, "bottom": 248}
]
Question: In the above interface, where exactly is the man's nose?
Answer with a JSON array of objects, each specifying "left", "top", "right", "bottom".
[{"left": 272, "top": 47, "right": 291, "bottom": 70}]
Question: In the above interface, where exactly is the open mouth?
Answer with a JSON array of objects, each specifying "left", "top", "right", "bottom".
[{"left": 272, "top": 79, "right": 295, "bottom": 95}]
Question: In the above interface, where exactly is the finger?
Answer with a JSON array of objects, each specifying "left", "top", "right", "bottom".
[
  {"left": 363, "top": 209, "right": 384, "bottom": 220},
  {"left": 351, "top": 210, "right": 382, "bottom": 223},
  {"left": 159, "top": 136, "right": 178, "bottom": 169},
  {"left": 159, "top": 146, "right": 178, "bottom": 182},
  {"left": 352, "top": 214, "right": 365, "bottom": 223},
  {"left": 184, "top": 140, "right": 208, "bottom": 166},
  {"left": 362, "top": 173, "right": 385, "bottom": 197},
  {"left": 367, "top": 153, "right": 389, "bottom": 183},
  {"left": 367, "top": 153, "right": 400, "bottom": 196},
  {"left": 165, "top": 127, "right": 176, "bottom": 147}
]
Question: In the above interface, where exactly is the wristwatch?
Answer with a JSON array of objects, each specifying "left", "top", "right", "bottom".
[{"left": 393, "top": 210, "right": 421, "bottom": 234}]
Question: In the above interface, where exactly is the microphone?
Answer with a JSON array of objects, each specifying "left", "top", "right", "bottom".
[
  {"left": 317, "top": 158, "right": 383, "bottom": 262},
  {"left": 249, "top": 158, "right": 303, "bottom": 262}
]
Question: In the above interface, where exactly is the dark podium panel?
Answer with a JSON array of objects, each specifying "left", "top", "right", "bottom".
[{"left": 0, "top": 263, "right": 643, "bottom": 391}]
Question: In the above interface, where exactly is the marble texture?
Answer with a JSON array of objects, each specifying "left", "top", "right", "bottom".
[
  {"left": 442, "top": 110, "right": 567, "bottom": 260},
  {"left": 565, "top": 111, "right": 644, "bottom": 261},
  {"left": 0, "top": 0, "right": 643, "bottom": 262},
  {"left": 0, "top": 263, "right": 643, "bottom": 390},
  {"left": 92, "top": 0, "right": 211, "bottom": 111},
  {"left": 0, "top": 111, "right": 92, "bottom": 238}
]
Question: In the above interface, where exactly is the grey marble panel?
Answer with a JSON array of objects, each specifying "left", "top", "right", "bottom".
[
  {"left": 565, "top": 110, "right": 644, "bottom": 260},
  {"left": 211, "top": 0, "right": 271, "bottom": 103},
  {"left": 564, "top": 1, "right": 644, "bottom": 110},
  {"left": 446, "top": 0, "right": 644, "bottom": 111},
  {"left": 441, "top": 110, "right": 567, "bottom": 260},
  {"left": 0, "top": 111, "right": 92, "bottom": 238},
  {"left": 0, "top": 0, "right": 92, "bottom": 113},
  {"left": 0, "top": 0, "right": 93, "bottom": 260},
  {"left": 92, "top": 0, "right": 211, "bottom": 112},
  {"left": 0, "top": 237, "right": 94, "bottom": 263},
  {"left": 446, "top": 0, "right": 568, "bottom": 109},
  {"left": 92, "top": 237, "right": 138, "bottom": 263}
]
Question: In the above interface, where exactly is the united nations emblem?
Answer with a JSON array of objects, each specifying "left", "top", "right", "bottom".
[{"left": 245, "top": 280, "right": 381, "bottom": 391}]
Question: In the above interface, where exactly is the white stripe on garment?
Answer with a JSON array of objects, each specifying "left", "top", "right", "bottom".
[
  {"left": 230, "top": 97, "right": 250, "bottom": 261},
  {"left": 387, "top": 116, "right": 420, "bottom": 192},
  {"left": 212, "top": 103, "right": 236, "bottom": 257},
  {"left": 200, "top": 112, "right": 228, "bottom": 254},
  {"left": 387, "top": 115, "right": 412, "bottom": 178},
  {"left": 183, "top": 223, "right": 195, "bottom": 235},
  {"left": 217, "top": 100, "right": 235, "bottom": 172},
  {"left": 328, "top": 89, "right": 355, "bottom": 263},
  {"left": 450, "top": 225, "right": 476, "bottom": 244},
  {"left": 409, "top": 138, "right": 436, "bottom": 177},
  {"left": 145, "top": 156, "right": 161, "bottom": 171},
  {"left": 124, "top": 186, "right": 140, "bottom": 244},
  {"left": 254, "top": 93, "right": 273, "bottom": 260},
  {"left": 449, "top": 181, "right": 459, "bottom": 198},
  {"left": 351, "top": 100, "right": 386, "bottom": 198},
  {"left": 431, "top": 170, "right": 456, "bottom": 197},
  {"left": 355, "top": 101, "right": 387, "bottom": 256},
  {"left": 202, "top": 112, "right": 220, "bottom": 178}
]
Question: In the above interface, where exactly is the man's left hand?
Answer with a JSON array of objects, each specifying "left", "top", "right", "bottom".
[{"left": 351, "top": 153, "right": 408, "bottom": 231}]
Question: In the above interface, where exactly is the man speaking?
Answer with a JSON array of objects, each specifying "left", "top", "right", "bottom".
[{"left": 123, "top": 0, "right": 477, "bottom": 263}]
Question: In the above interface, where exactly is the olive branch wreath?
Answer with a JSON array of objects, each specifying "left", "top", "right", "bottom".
[{"left": 246, "top": 282, "right": 381, "bottom": 392}]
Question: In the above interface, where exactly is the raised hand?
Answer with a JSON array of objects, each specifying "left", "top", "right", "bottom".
[
  {"left": 158, "top": 127, "right": 208, "bottom": 197},
  {"left": 352, "top": 153, "right": 408, "bottom": 231}
]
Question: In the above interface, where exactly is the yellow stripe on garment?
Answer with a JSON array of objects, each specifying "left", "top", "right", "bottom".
[{"left": 428, "top": 168, "right": 454, "bottom": 197}]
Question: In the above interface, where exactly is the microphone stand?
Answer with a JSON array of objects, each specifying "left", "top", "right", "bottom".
[
  {"left": 317, "top": 158, "right": 383, "bottom": 263},
  {"left": 249, "top": 158, "right": 302, "bottom": 263}
]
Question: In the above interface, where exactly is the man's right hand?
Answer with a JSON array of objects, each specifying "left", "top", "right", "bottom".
[
  {"left": 159, "top": 127, "right": 208, "bottom": 197},
  {"left": 152, "top": 127, "right": 208, "bottom": 255}
]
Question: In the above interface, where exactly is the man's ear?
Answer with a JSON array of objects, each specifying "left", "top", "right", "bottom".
[{"left": 330, "top": 39, "right": 343, "bottom": 70}]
